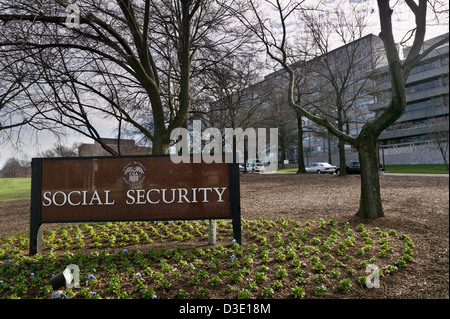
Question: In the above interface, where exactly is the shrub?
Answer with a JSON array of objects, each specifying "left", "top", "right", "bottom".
[
  {"left": 339, "top": 279, "right": 352, "bottom": 292},
  {"left": 291, "top": 286, "right": 305, "bottom": 299}
]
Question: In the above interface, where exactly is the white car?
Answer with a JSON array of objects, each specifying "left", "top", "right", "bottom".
[
  {"left": 247, "top": 163, "right": 265, "bottom": 173},
  {"left": 305, "top": 162, "right": 337, "bottom": 174}
]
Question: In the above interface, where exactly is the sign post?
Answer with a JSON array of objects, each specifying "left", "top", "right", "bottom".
[
  {"left": 29, "top": 155, "right": 240, "bottom": 255},
  {"left": 208, "top": 220, "right": 216, "bottom": 245}
]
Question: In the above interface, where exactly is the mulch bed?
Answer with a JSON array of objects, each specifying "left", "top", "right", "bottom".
[{"left": 0, "top": 173, "right": 448, "bottom": 299}]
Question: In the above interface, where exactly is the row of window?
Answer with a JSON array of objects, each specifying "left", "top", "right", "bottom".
[
  {"left": 404, "top": 96, "right": 448, "bottom": 113},
  {"left": 349, "top": 89, "right": 369, "bottom": 98},
  {"left": 410, "top": 60, "right": 437, "bottom": 75},
  {"left": 303, "top": 144, "right": 353, "bottom": 153},
  {"left": 376, "top": 74, "right": 391, "bottom": 85},
  {"left": 356, "top": 100, "right": 375, "bottom": 108},
  {"left": 355, "top": 63, "right": 371, "bottom": 72},
  {"left": 356, "top": 49, "right": 371, "bottom": 61},
  {"left": 375, "top": 55, "right": 448, "bottom": 85},
  {"left": 385, "top": 115, "right": 448, "bottom": 132},
  {"left": 380, "top": 134, "right": 439, "bottom": 146},
  {"left": 376, "top": 76, "right": 448, "bottom": 103},
  {"left": 405, "top": 78, "right": 440, "bottom": 94}
]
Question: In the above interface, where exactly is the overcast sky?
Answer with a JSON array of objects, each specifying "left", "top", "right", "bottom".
[{"left": 0, "top": 0, "right": 448, "bottom": 168}]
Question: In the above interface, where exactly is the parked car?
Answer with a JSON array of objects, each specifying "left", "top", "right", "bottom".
[
  {"left": 305, "top": 162, "right": 338, "bottom": 174},
  {"left": 247, "top": 163, "right": 265, "bottom": 173},
  {"left": 345, "top": 161, "right": 360, "bottom": 174},
  {"left": 239, "top": 165, "right": 245, "bottom": 172},
  {"left": 336, "top": 161, "right": 360, "bottom": 174}
]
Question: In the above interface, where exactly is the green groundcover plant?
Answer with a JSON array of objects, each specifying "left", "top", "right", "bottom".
[{"left": 0, "top": 218, "right": 414, "bottom": 299}]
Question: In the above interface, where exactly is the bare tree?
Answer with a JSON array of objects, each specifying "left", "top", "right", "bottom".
[
  {"left": 242, "top": 0, "right": 449, "bottom": 218},
  {"left": 293, "top": 66, "right": 316, "bottom": 173},
  {"left": 291, "top": 57, "right": 336, "bottom": 173},
  {"left": 0, "top": 157, "right": 30, "bottom": 178},
  {"left": 262, "top": 89, "right": 297, "bottom": 169},
  {"left": 202, "top": 51, "right": 268, "bottom": 131},
  {"left": 0, "top": 0, "right": 248, "bottom": 155},
  {"left": 37, "top": 142, "right": 79, "bottom": 158},
  {"left": 299, "top": 2, "right": 385, "bottom": 175},
  {"left": 0, "top": 48, "right": 59, "bottom": 150},
  {"left": 201, "top": 51, "right": 273, "bottom": 168},
  {"left": 428, "top": 117, "right": 449, "bottom": 170},
  {"left": 433, "top": 130, "right": 449, "bottom": 170}
]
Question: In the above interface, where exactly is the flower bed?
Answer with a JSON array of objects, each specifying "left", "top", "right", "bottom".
[{"left": 0, "top": 218, "right": 414, "bottom": 299}]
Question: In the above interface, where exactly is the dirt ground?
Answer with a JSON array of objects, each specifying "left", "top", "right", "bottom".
[{"left": 0, "top": 173, "right": 448, "bottom": 299}]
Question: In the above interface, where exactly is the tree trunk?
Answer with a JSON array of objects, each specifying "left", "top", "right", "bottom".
[
  {"left": 338, "top": 139, "right": 347, "bottom": 175},
  {"left": 337, "top": 117, "right": 347, "bottom": 175},
  {"left": 327, "top": 133, "right": 332, "bottom": 165},
  {"left": 356, "top": 136, "right": 384, "bottom": 218},
  {"left": 244, "top": 141, "right": 248, "bottom": 172},
  {"left": 279, "top": 129, "right": 286, "bottom": 169},
  {"left": 152, "top": 133, "right": 170, "bottom": 155},
  {"left": 296, "top": 113, "right": 306, "bottom": 173}
]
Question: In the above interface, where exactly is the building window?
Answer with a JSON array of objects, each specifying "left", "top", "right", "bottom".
[
  {"left": 385, "top": 115, "right": 448, "bottom": 133},
  {"left": 356, "top": 100, "right": 375, "bottom": 108},
  {"left": 356, "top": 49, "right": 371, "bottom": 60},
  {"left": 405, "top": 98, "right": 442, "bottom": 113},
  {"left": 405, "top": 78, "right": 440, "bottom": 94},
  {"left": 410, "top": 60, "right": 437, "bottom": 75},
  {"left": 376, "top": 74, "right": 390, "bottom": 85}
]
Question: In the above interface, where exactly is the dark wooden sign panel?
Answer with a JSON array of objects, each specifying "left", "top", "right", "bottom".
[{"left": 30, "top": 155, "right": 241, "bottom": 254}]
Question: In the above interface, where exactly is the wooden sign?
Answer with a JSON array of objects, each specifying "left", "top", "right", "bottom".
[{"left": 29, "top": 155, "right": 241, "bottom": 254}]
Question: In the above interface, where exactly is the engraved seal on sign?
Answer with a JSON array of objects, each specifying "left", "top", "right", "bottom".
[{"left": 122, "top": 161, "right": 146, "bottom": 187}]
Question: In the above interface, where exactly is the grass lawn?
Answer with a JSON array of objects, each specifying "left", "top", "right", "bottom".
[
  {"left": 384, "top": 164, "right": 449, "bottom": 174},
  {"left": 276, "top": 168, "right": 298, "bottom": 173},
  {"left": 0, "top": 178, "right": 31, "bottom": 202}
]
